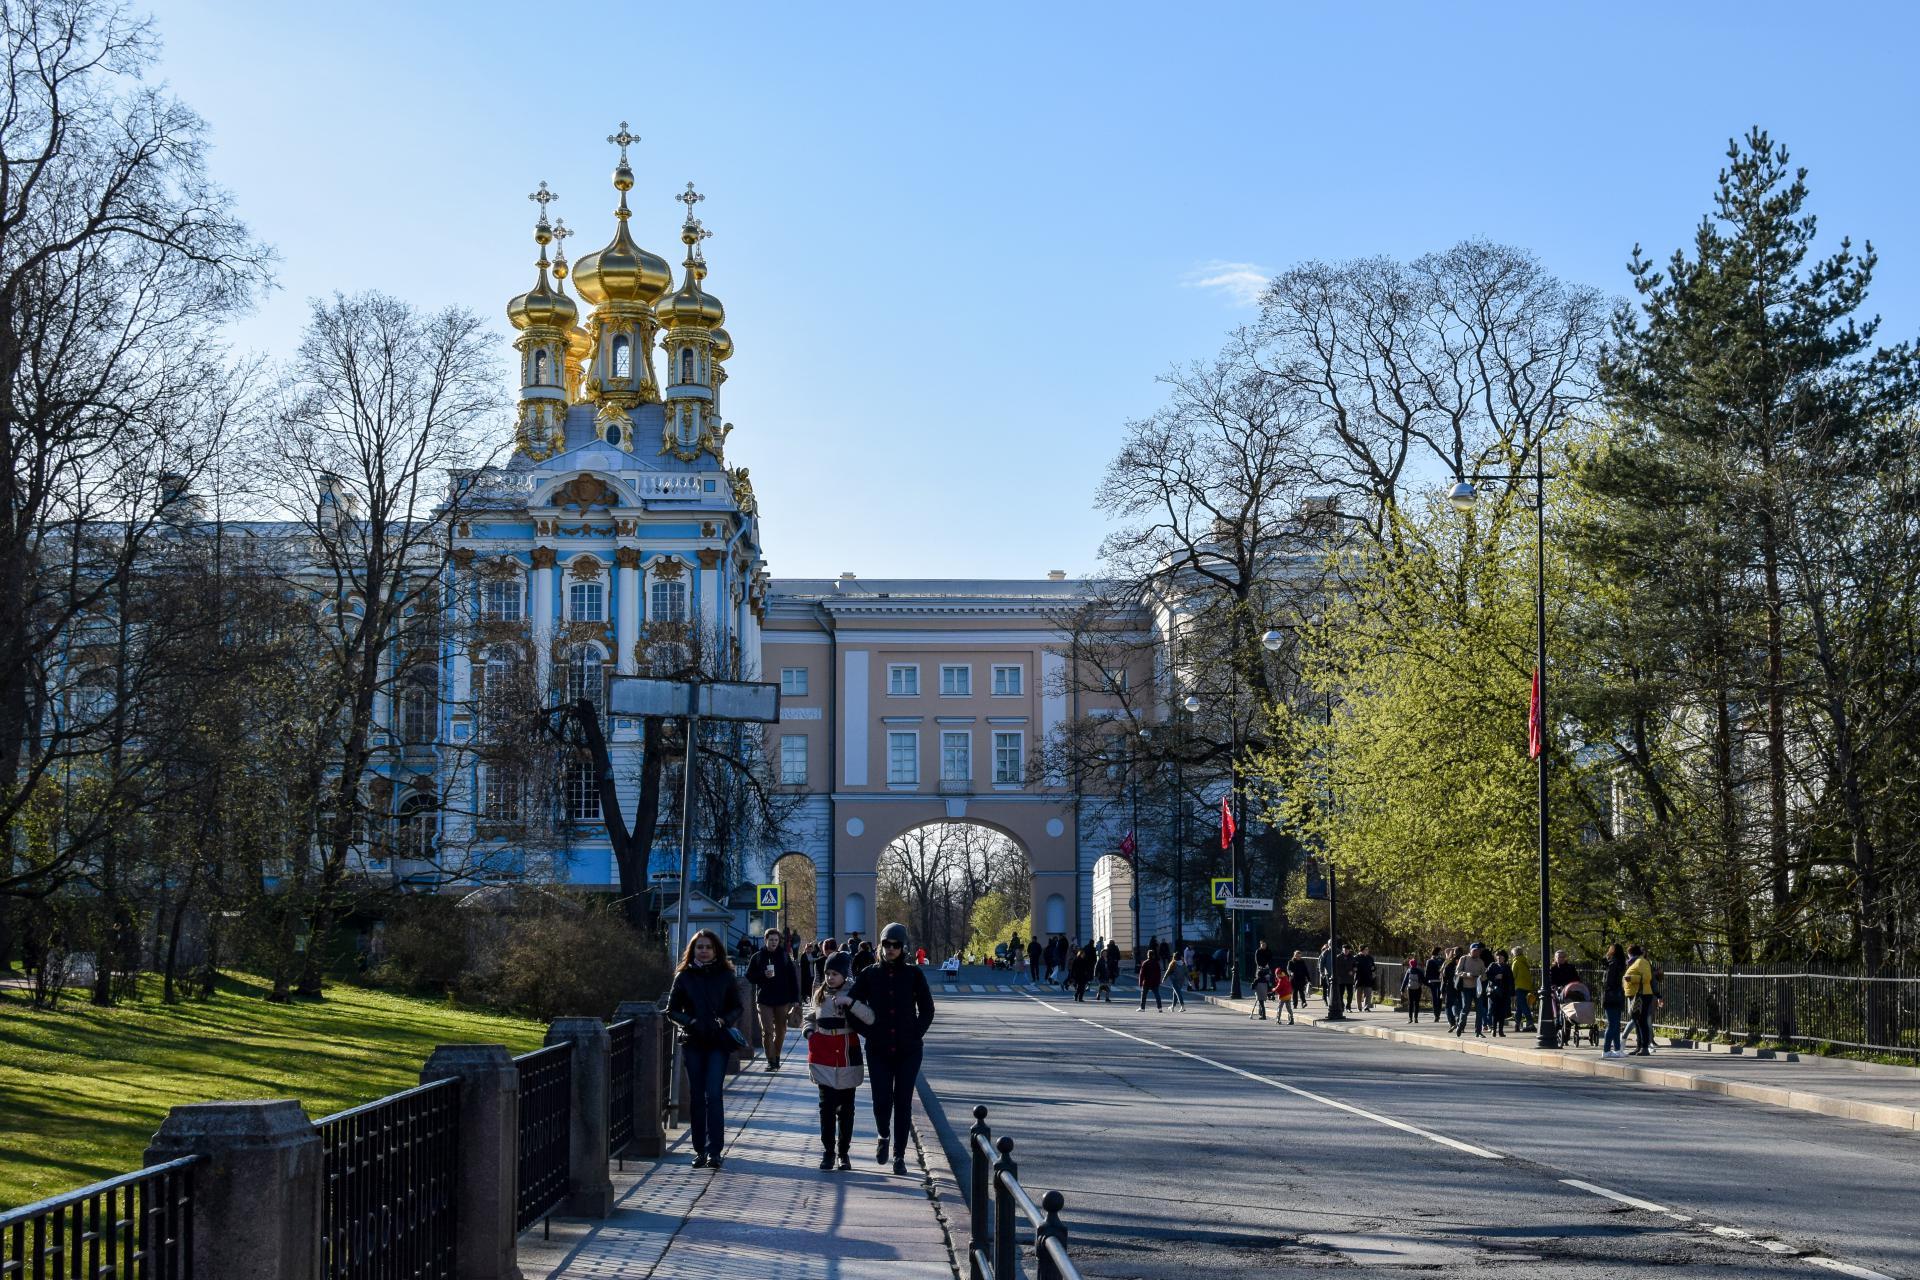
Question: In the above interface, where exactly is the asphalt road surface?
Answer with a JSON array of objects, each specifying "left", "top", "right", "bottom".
[{"left": 918, "top": 990, "right": 1918, "bottom": 1280}]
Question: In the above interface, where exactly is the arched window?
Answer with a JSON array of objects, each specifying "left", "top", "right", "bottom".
[
  {"left": 394, "top": 793, "right": 434, "bottom": 862},
  {"left": 611, "top": 334, "right": 631, "bottom": 379},
  {"left": 843, "top": 892, "right": 867, "bottom": 936},
  {"left": 563, "top": 642, "right": 606, "bottom": 710},
  {"left": 680, "top": 348, "right": 694, "bottom": 383},
  {"left": 532, "top": 349, "right": 549, "bottom": 385},
  {"left": 568, "top": 578, "right": 605, "bottom": 622}
]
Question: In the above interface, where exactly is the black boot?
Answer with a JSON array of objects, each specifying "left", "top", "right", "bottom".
[{"left": 876, "top": 1136, "right": 890, "bottom": 1165}]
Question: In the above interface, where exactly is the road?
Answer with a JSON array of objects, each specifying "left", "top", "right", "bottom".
[{"left": 918, "top": 989, "right": 1918, "bottom": 1279}]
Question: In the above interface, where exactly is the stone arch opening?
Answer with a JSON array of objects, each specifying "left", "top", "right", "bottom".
[
  {"left": 1091, "top": 854, "right": 1137, "bottom": 958},
  {"left": 875, "top": 819, "right": 1034, "bottom": 967}
]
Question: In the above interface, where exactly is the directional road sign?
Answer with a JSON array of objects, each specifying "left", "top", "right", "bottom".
[
  {"left": 1224, "top": 896, "right": 1274, "bottom": 912},
  {"left": 1210, "top": 877, "right": 1235, "bottom": 906},
  {"left": 756, "top": 883, "right": 783, "bottom": 911},
  {"left": 610, "top": 676, "right": 780, "bottom": 722}
]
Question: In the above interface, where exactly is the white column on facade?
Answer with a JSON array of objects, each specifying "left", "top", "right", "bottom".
[
  {"left": 615, "top": 546, "right": 641, "bottom": 675},
  {"left": 448, "top": 555, "right": 472, "bottom": 708},
  {"left": 697, "top": 556, "right": 721, "bottom": 632},
  {"left": 531, "top": 546, "right": 555, "bottom": 700}
]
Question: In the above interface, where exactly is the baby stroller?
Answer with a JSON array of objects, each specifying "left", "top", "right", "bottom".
[{"left": 1553, "top": 981, "right": 1599, "bottom": 1047}]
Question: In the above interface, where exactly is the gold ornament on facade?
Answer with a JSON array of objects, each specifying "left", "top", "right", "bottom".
[
  {"left": 615, "top": 546, "right": 642, "bottom": 570},
  {"left": 700, "top": 522, "right": 716, "bottom": 538},
  {"left": 530, "top": 546, "right": 558, "bottom": 569},
  {"left": 451, "top": 548, "right": 476, "bottom": 570},
  {"left": 551, "top": 476, "right": 620, "bottom": 511},
  {"left": 615, "top": 519, "right": 635, "bottom": 537},
  {"left": 727, "top": 466, "right": 758, "bottom": 516},
  {"left": 696, "top": 548, "right": 722, "bottom": 569},
  {"left": 567, "top": 554, "right": 604, "bottom": 582},
  {"left": 650, "top": 557, "right": 685, "bottom": 581}
]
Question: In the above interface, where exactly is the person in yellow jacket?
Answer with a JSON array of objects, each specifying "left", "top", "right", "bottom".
[
  {"left": 1623, "top": 944, "right": 1659, "bottom": 1056},
  {"left": 1511, "top": 945, "right": 1537, "bottom": 1033}
]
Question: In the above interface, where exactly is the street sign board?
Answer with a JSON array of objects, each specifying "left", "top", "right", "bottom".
[
  {"left": 756, "top": 883, "right": 783, "bottom": 911},
  {"left": 1210, "top": 877, "right": 1234, "bottom": 906},
  {"left": 1224, "top": 896, "right": 1274, "bottom": 912},
  {"left": 609, "top": 676, "right": 781, "bottom": 722}
]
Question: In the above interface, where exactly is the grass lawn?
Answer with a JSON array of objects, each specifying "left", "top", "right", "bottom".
[{"left": 0, "top": 973, "right": 544, "bottom": 1211}]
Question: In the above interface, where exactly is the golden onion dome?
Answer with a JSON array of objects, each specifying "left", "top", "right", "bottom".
[
  {"left": 710, "top": 326, "right": 734, "bottom": 361},
  {"left": 571, "top": 162, "right": 672, "bottom": 306},
  {"left": 657, "top": 254, "right": 725, "bottom": 329},
  {"left": 550, "top": 235, "right": 593, "bottom": 359},
  {"left": 506, "top": 219, "right": 579, "bottom": 332}
]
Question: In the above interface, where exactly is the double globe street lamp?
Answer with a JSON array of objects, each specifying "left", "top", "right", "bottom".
[{"left": 1449, "top": 462, "right": 1559, "bottom": 1051}]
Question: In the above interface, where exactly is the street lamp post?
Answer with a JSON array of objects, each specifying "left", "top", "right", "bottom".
[
  {"left": 1450, "top": 452, "right": 1557, "bottom": 1052},
  {"left": 1186, "top": 690, "right": 1246, "bottom": 999}
]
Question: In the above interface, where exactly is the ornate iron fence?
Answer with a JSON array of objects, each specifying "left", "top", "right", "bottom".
[
  {"left": 1659, "top": 968, "right": 1920, "bottom": 1056},
  {"left": 0, "top": 1155, "right": 198, "bottom": 1279},
  {"left": 514, "top": 1043, "right": 573, "bottom": 1234},
  {"left": 965, "top": 1105, "right": 1081, "bottom": 1280},
  {"left": 314, "top": 1078, "right": 459, "bottom": 1280},
  {"left": 608, "top": 1018, "right": 636, "bottom": 1160}
]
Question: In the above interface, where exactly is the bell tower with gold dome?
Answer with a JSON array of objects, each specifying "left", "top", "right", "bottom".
[
  {"left": 505, "top": 182, "right": 577, "bottom": 461},
  {"left": 656, "top": 183, "right": 730, "bottom": 462},
  {"left": 568, "top": 122, "right": 672, "bottom": 450}
]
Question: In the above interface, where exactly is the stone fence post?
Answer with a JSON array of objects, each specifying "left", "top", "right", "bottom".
[
  {"left": 545, "top": 1017, "right": 614, "bottom": 1217},
  {"left": 144, "top": 1100, "right": 322, "bottom": 1280},
  {"left": 613, "top": 999, "right": 666, "bottom": 1157},
  {"left": 421, "top": 1044, "right": 523, "bottom": 1280}
]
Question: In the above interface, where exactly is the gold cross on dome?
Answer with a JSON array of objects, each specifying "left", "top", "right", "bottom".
[
  {"left": 551, "top": 219, "right": 572, "bottom": 246},
  {"left": 676, "top": 182, "right": 704, "bottom": 223},
  {"left": 607, "top": 122, "right": 639, "bottom": 164}
]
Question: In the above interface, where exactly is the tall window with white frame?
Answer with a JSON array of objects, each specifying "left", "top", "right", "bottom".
[
  {"left": 482, "top": 766, "right": 525, "bottom": 823},
  {"left": 941, "top": 730, "right": 970, "bottom": 783},
  {"left": 940, "top": 664, "right": 971, "bottom": 696},
  {"left": 888, "top": 664, "right": 918, "bottom": 696},
  {"left": 649, "top": 577, "right": 688, "bottom": 622},
  {"left": 481, "top": 577, "right": 523, "bottom": 623},
  {"left": 991, "top": 664, "right": 1023, "bottom": 696},
  {"left": 565, "top": 757, "right": 601, "bottom": 822},
  {"left": 399, "top": 669, "right": 435, "bottom": 743},
  {"left": 887, "top": 730, "right": 918, "bottom": 784},
  {"left": 483, "top": 645, "right": 522, "bottom": 729},
  {"left": 564, "top": 642, "right": 606, "bottom": 710},
  {"left": 393, "top": 794, "right": 433, "bottom": 861},
  {"left": 993, "top": 730, "right": 1024, "bottom": 785},
  {"left": 780, "top": 734, "right": 808, "bottom": 785},
  {"left": 569, "top": 577, "right": 605, "bottom": 623}
]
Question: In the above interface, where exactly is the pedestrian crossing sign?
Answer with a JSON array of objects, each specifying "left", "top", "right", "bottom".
[
  {"left": 1211, "top": 877, "right": 1234, "bottom": 906},
  {"left": 756, "top": 883, "right": 782, "bottom": 911}
]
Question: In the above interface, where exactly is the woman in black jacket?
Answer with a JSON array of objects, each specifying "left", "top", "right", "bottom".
[
  {"left": 1600, "top": 943, "right": 1628, "bottom": 1057},
  {"left": 666, "top": 929, "right": 743, "bottom": 1169}
]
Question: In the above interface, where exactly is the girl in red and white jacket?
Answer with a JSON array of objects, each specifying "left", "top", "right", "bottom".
[{"left": 804, "top": 951, "right": 863, "bottom": 1170}]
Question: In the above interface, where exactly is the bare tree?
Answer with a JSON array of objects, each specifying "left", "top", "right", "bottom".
[
  {"left": 248, "top": 291, "right": 503, "bottom": 998},
  {"left": 0, "top": 0, "right": 269, "bottom": 907}
]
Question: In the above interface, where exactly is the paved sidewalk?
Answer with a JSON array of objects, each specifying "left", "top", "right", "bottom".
[
  {"left": 519, "top": 1045, "right": 959, "bottom": 1280},
  {"left": 1196, "top": 991, "right": 1920, "bottom": 1133}
]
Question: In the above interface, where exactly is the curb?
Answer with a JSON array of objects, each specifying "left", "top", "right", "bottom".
[{"left": 1191, "top": 992, "right": 1920, "bottom": 1135}]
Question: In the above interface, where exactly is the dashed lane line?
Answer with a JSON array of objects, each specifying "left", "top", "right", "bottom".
[
  {"left": 1008, "top": 995, "right": 1899, "bottom": 1280},
  {"left": 1020, "top": 992, "right": 1506, "bottom": 1161}
]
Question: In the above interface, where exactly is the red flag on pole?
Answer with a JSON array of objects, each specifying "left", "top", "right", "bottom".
[
  {"left": 1118, "top": 830, "right": 1136, "bottom": 861},
  {"left": 1528, "top": 668, "right": 1544, "bottom": 760},
  {"left": 1219, "top": 795, "right": 1236, "bottom": 849}
]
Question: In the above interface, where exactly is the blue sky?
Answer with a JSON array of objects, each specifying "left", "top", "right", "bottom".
[{"left": 147, "top": 1, "right": 1919, "bottom": 578}]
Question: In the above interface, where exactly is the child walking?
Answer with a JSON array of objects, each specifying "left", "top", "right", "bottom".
[
  {"left": 803, "top": 951, "right": 862, "bottom": 1170},
  {"left": 1272, "top": 967, "right": 1295, "bottom": 1023}
]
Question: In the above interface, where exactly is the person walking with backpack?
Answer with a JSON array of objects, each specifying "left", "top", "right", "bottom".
[
  {"left": 848, "top": 922, "right": 936, "bottom": 1175},
  {"left": 1165, "top": 952, "right": 1189, "bottom": 1010},
  {"left": 804, "top": 952, "right": 862, "bottom": 1170},
  {"left": 1453, "top": 944, "right": 1487, "bottom": 1037},
  {"left": 747, "top": 927, "right": 802, "bottom": 1071},
  {"left": 665, "top": 929, "right": 744, "bottom": 1170},
  {"left": 1249, "top": 959, "right": 1272, "bottom": 1020}
]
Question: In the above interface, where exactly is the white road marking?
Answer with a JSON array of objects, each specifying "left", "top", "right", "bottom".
[
  {"left": 1026, "top": 994, "right": 1505, "bottom": 1160},
  {"left": 1559, "top": 1179, "right": 1669, "bottom": 1214},
  {"left": 1806, "top": 1260, "right": 1897, "bottom": 1280}
]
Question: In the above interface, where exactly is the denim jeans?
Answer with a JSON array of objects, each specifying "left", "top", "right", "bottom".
[
  {"left": 1603, "top": 1005, "right": 1624, "bottom": 1053},
  {"left": 868, "top": 1046, "right": 923, "bottom": 1145},
  {"left": 683, "top": 1046, "right": 729, "bottom": 1157},
  {"left": 1514, "top": 990, "right": 1534, "bottom": 1028}
]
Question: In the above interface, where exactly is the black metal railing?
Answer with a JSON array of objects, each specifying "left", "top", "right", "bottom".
[
  {"left": 314, "top": 1078, "right": 460, "bottom": 1280},
  {"left": 514, "top": 1042, "right": 573, "bottom": 1234},
  {"left": 965, "top": 1106, "right": 1081, "bottom": 1280},
  {"left": 1659, "top": 967, "right": 1920, "bottom": 1057},
  {"left": 608, "top": 1018, "right": 635, "bottom": 1160},
  {"left": 0, "top": 1155, "right": 198, "bottom": 1279}
]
